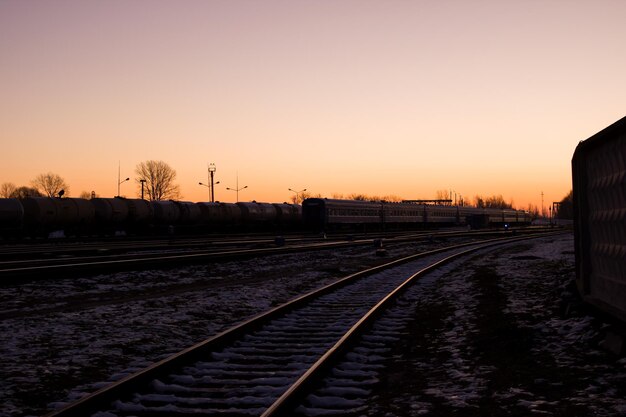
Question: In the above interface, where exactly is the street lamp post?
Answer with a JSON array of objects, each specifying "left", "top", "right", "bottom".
[
  {"left": 117, "top": 161, "right": 129, "bottom": 197},
  {"left": 226, "top": 174, "right": 247, "bottom": 202},
  {"left": 139, "top": 179, "right": 146, "bottom": 199},
  {"left": 288, "top": 188, "right": 307, "bottom": 204},
  {"left": 199, "top": 181, "right": 220, "bottom": 202},
  {"left": 209, "top": 163, "right": 217, "bottom": 203},
  {"left": 117, "top": 177, "right": 129, "bottom": 197}
]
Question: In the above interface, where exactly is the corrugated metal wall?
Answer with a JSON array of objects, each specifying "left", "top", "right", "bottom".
[{"left": 573, "top": 116, "right": 626, "bottom": 322}]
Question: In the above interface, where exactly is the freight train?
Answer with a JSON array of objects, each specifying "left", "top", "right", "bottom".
[
  {"left": 0, "top": 197, "right": 301, "bottom": 238},
  {"left": 0, "top": 196, "right": 530, "bottom": 239}
]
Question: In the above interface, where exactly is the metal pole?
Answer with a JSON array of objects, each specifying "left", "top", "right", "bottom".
[
  {"left": 207, "top": 165, "right": 211, "bottom": 201},
  {"left": 209, "top": 163, "right": 216, "bottom": 203}
]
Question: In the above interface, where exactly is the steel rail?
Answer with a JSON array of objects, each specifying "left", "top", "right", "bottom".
[
  {"left": 42, "top": 232, "right": 562, "bottom": 417},
  {"left": 261, "top": 233, "right": 551, "bottom": 416},
  {"left": 0, "top": 228, "right": 558, "bottom": 283},
  {"left": 0, "top": 226, "right": 553, "bottom": 259}
]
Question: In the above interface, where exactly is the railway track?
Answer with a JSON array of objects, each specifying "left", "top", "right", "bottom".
[
  {"left": 0, "top": 228, "right": 554, "bottom": 283},
  {"left": 45, "top": 232, "right": 559, "bottom": 417},
  {"left": 0, "top": 233, "right": 317, "bottom": 260}
]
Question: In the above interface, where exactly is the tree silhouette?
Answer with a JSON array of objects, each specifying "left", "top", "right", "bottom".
[
  {"left": 1, "top": 182, "right": 17, "bottom": 198},
  {"left": 31, "top": 173, "right": 69, "bottom": 197},
  {"left": 135, "top": 160, "right": 181, "bottom": 201},
  {"left": 79, "top": 191, "right": 98, "bottom": 199},
  {"left": 11, "top": 186, "right": 43, "bottom": 199},
  {"left": 473, "top": 194, "right": 513, "bottom": 209}
]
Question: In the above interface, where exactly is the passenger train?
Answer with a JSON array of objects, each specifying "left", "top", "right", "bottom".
[
  {"left": 0, "top": 196, "right": 530, "bottom": 239},
  {"left": 302, "top": 198, "right": 531, "bottom": 231}
]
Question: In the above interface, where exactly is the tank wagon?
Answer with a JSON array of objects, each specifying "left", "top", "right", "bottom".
[
  {"left": 0, "top": 198, "right": 24, "bottom": 236},
  {"left": 197, "top": 202, "right": 242, "bottom": 227},
  {"left": 302, "top": 198, "right": 530, "bottom": 231},
  {"left": 21, "top": 197, "right": 96, "bottom": 236},
  {"left": 572, "top": 115, "right": 626, "bottom": 323},
  {"left": 237, "top": 202, "right": 277, "bottom": 225},
  {"left": 0, "top": 197, "right": 305, "bottom": 238}
]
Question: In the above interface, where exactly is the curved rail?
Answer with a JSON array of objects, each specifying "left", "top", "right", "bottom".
[
  {"left": 43, "top": 232, "right": 559, "bottom": 416},
  {"left": 0, "top": 228, "right": 556, "bottom": 283},
  {"left": 261, "top": 235, "right": 530, "bottom": 416}
]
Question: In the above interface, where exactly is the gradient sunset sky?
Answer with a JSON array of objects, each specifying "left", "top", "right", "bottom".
[{"left": 1, "top": 1, "right": 625, "bottom": 210}]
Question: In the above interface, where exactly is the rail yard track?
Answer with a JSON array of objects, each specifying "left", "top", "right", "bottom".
[
  {"left": 43, "top": 231, "right": 561, "bottom": 417},
  {"left": 0, "top": 228, "right": 552, "bottom": 283}
]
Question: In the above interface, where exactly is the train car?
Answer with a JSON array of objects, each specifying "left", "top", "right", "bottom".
[
  {"left": 303, "top": 199, "right": 383, "bottom": 231},
  {"left": 53, "top": 197, "right": 96, "bottom": 234},
  {"left": 304, "top": 198, "right": 465, "bottom": 231},
  {"left": 20, "top": 197, "right": 96, "bottom": 236},
  {"left": 383, "top": 202, "right": 424, "bottom": 225},
  {"left": 54, "top": 198, "right": 96, "bottom": 227},
  {"left": 237, "top": 202, "right": 278, "bottom": 226},
  {"left": 0, "top": 198, "right": 24, "bottom": 237},
  {"left": 92, "top": 198, "right": 130, "bottom": 225},
  {"left": 273, "top": 203, "right": 302, "bottom": 226},
  {"left": 425, "top": 205, "right": 459, "bottom": 225},
  {"left": 572, "top": 115, "right": 626, "bottom": 323},
  {"left": 151, "top": 200, "right": 181, "bottom": 224},
  {"left": 125, "top": 198, "right": 153, "bottom": 224},
  {"left": 21, "top": 197, "right": 58, "bottom": 230},
  {"left": 197, "top": 202, "right": 242, "bottom": 227},
  {"left": 303, "top": 198, "right": 530, "bottom": 232},
  {"left": 175, "top": 201, "right": 203, "bottom": 224},
  {"left": 487, "top": 208, "right": 519, "bottom": 226}
]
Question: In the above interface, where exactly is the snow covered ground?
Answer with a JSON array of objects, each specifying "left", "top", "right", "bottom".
[
  {"left": 363, "top": 234, "right": 626, "bottom": 416},
  {"left": 1, "top": 233, "right": 624, "bottom": 417},
  {"left": 0, "top": 239, "right": 436, "bottom": 417}
]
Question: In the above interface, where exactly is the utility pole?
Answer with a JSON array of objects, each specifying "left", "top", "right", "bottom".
[
  {"left": 117, "top": 161, "right": 129, "bottom": 197},
  {"left": 226, "top": 172, "right": 247, "bottom": 202},
  {"left": 209, "top": 163, "right": 217, "bottom": 203}
]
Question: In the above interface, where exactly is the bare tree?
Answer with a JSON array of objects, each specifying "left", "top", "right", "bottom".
[
  {"left": 289, "top": 190, "right": 312, "bottom": 204},
  {"left": 348, "top": 193, "right": 369, "bottom": 201},
  {"left": 435, "top": 190, "right": 451, "bottom": 204},
  {"left": 11, "top": 186, "right": 43, "bottom": 199},
  {"left": 79, "top": 191, "right": 98, "bottom": 199},
  {"left": 527, "top": 203, "right": 539, "bottom": 218},
  {"left": 135, "top": 160, "right": 181, "bottom": 201},
  {"left": 31, "top": 172, "right": 69, "bottom": 197},
  {"left": 474, "top": 194, "right": 513, "bottom": 209},
  {"left": 1, "top": 182, "right": 17, "bottom": 198}
]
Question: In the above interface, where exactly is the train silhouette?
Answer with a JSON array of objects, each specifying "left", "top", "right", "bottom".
[{"left": 0, "top": 196, "right": 530, "bottom": 239}]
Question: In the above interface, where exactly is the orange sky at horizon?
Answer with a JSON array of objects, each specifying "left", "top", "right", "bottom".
[{"left": 1, "top": 1, "right": 625, "bottom": 211}]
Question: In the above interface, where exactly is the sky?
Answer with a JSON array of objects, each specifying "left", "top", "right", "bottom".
[{"left": 1, "top": 0, "right": 625, "bottom": 210}]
